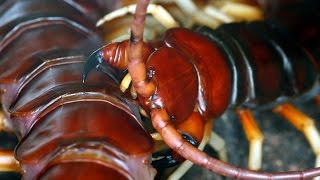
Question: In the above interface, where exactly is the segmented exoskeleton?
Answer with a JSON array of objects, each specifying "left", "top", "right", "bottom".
[
  {"left": 0, "top": 1, "right": 155, "bottom": 179},
  {"left": 1, "top": 0, "right": 320, "bottom": 179},
  {"left": 83, "top": 0, "right": 320, "bottom": 179}
]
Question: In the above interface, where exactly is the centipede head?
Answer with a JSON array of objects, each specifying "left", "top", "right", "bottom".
[{"left": 139, "top": 47, "right": 199, "bottom": 124}]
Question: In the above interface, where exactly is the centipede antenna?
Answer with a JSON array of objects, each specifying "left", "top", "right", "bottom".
[{"left": 128, "top": 0, "right": 156, "bottom": 97}]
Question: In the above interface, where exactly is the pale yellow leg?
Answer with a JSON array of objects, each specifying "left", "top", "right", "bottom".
[
  {"left": 203, "top": 5, "right": 234, "bottom": 23},
  {"left": 0, "top": 150, "right": 20, "bottom": 172},
  {"left": 120, "top": 73, "right": 132, "bottom": 93},
  {"left": 170, "top": 0, "right": 262, "bottom": 28},
  {"left": 215, "top": 1, "right": 263, "bottom": 21},
  {"left": 173, "top": 0, "right": 220, "bottom": 28},
  {"left": 237, "top": 109, "right": 264, "bottom": 170},
  {"left": 150, "top": 132, "right": 163, "bottom": 141},
  {"left": 96, "top": 3, "right": 179, "bottom": 28},
  {"left": 273, "top": 103, "right": 320, "bottom": 171}
]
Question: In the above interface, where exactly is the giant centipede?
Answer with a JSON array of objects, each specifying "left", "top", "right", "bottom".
[{"left": 0, "top": 0, "right": 320, "bottom": 180}]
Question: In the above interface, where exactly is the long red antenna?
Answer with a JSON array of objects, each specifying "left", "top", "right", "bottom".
[
  {"left": 129, "top": 0, "right": 320, "bottom": 179},
  {"left": 128, "top": 0, "right": 156, "bottom": 98}
]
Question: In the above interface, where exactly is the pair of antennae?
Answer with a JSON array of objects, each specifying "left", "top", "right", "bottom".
[{"left": 129, "top": 0, "right": 320, "bottom": 179}]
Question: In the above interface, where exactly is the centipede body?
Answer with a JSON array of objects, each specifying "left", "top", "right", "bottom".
[{"left": 1, "top": 0, "right": 320, "bottom": 179}]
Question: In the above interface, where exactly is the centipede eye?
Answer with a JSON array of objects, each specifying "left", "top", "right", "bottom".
[{"left": 82, "top": 48, "right": 104, "bottom": 83}]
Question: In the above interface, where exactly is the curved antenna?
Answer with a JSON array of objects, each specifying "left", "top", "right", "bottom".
[
  {"left": 128, "top": 0, "right": 155, "bottom": 98},
  {"left": 129, "top": 0, "right": 320, "bottom": 179}
]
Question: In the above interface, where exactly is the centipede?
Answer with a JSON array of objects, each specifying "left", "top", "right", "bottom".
[{"left": 0, "top": 0, "right": 320, "bottom": 180}]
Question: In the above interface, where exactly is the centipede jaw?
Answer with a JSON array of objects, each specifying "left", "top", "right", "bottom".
[
  {"left": 82, "top": 40, "right": 134, "bottom": 85},
  {"left": 82, "top": 48, "right": 104, "bottom": 83}
]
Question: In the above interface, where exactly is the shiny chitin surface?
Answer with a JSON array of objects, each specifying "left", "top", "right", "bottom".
[{"left": 0, "top": 1, "right": 154, "bottom": 179}]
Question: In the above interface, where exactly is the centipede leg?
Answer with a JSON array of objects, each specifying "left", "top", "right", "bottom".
[
  {"left": 97, "top": 3, "right": 179, "bottom": 28},
  {"left": 96, "top": 2, "right": 179, "bottom": 43},
  {"left": 209, "top": 131, "right": 228, "bottom": 163},
  {"left": 237, "top": 109, "right": 264, "bottom": 170},
  {"left": 120, "top": 73, "right": 138, "bottom": 99},
  {"left": 273, "top": 103, "right": 320, "bottom": 170},
  {"left": 212, "top": 1, "right": 263, "bottom": 21},
  {"left": 170, "top": 0, "right": 263, "bottom": 29},
  {"left": 0, "top": 150, "right": 19, "bottom": 172}
]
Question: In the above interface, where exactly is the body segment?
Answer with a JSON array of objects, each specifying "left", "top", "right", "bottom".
[
  {"left": 0, "top": 0, "right": 319, "bottom": 179},
  {"left": 0, "top": 1, "right": 155, "bottom": 179}
]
